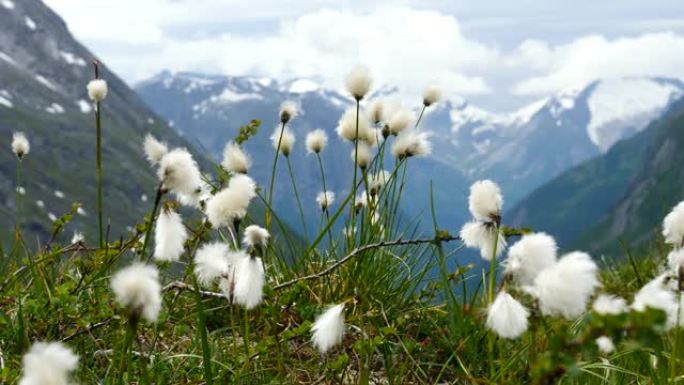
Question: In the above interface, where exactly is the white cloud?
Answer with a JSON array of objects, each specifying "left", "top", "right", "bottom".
[{"left": 512, "top": 32, "right": 684, "bottom": 95}]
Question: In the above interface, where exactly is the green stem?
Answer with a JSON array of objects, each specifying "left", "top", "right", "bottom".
[
  {"left": 415, "top": 105, "right": 427, "bottom": 129},
  {"left": 14, "top": 160, "right": 22, "bottom": 241},
  {"left": 266, "top": 122, "right": 286, "bottom": 230},
  {"left": 114, "top": 317, "right": 138, "bottom": 385},
  {"left": 286, "top": 156, "right": 308, "bottom": 239},
  {"left": 96, "top": 100, "right": 103, "bottom": 248},
  {"left": 316, "top": 153, "right": 335, "bottom": 252},
  {"left": 349, "top": 99, "right": 360, "bottom": 246},
  {"left": 193, "top": 274, "right": 214, "bottom": 385},
  {"left": 487, "top": 225, "right": 500, "bottom": 305},
  {"left": 141, "top": 183, "right": 164, "bottom": 262}
]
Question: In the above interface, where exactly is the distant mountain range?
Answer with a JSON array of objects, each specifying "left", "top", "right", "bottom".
[
  {"left": 0, "top": 0, "right": 200, "bottom": 242},
  {"left": 136, "top": 71, "right": 684, "bottom": 238}
]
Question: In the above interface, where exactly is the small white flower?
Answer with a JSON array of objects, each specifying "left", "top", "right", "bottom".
[
  {"left": 468, "top": 180, "right": 503, "bottom": 222},
  {"left": 158, "top": 148, "right": 203, "bottom": 198},
  {"left": 460, "top": 221, "right": 506, "bottom": 260},
  {"left": 368, "top": 100, "right": 385, "bottom": 124},
  {"left": 663, "top": 201, "right": 684, "bottom": 246},
  {"left": 369, "top": 170, "right": 390, "bottom": 196},
  {"left": 17, "top": 186, "right": 25, "bottom": 195},
  {"left": 19, "top": 341, "right": 79, "bottom": 385},
  {"left": 505, "top": 233, "right": 557, "bottom": 285},
  {"left": 12, "top": 132, "right": 29, "bottom": 159},
  {"left": 270, "top": 125, "right": 295, "bottom": 156},
  {"left": 143, "top": 134, "right": 168, "bottom": 166},
  {"left": 596, "top": 336, "right": 615, "bottom": 354},
  {"left": 194, "top": 242, "right": 232, "bottom": 288},
  {"left": 593, "top": 294, "right": 628, "bottom": 315},
  {"left": 486, "top": 291, "right": 529, "bottom": 339},
  {"left": 111, "top": 263, "right": 162, "bottom": 322},
  {"left": 336, "top": 107, "right": 372, "bottom": 143},
  {"left": 233, "top": 252, "right": 265, "bottom": 309},
  {"left": 387, "top": 110, "right": 413, "bottom": 136},
  {"left": 206, "top": 174, "right": 257, "bottom": 228},
  {"left": 71, "top": 231, "right": 84, "bottom": 244},
  {"left": 222, "top": 142, "right": 251, "bottom": 174},
  {"left": 153, "top": 208, "right": 188, "bottom": 262},
  {"left": 345, "top": 66, "right": 372, "bottom": 100},
  {"left": 279, "top": 100, "right": 298, "bottom": 124},
  {"left": 351, "top": 142, "right": 373, "bottom": 169},
  {"left": 391, "top": 130, "right": 431, "bottom": 159},
  {"left": 311, "top": 303, "right": 345, "bottom": 354},
  {"left": 243, "top": 225, "right": 270, "bottom": 249},
  {"left": 316, "top": 191, "right": 335, "bottom": 210},
  {"left": 531, "top": 251, "right": 599, "bottom": 319},
  {"left": 87, "top": 79, "right": 108, "bottom": 102},
  {"left": 305, "top": 129, "right": 328, "bottom": 154},
  {"left": 423, "top": 84, "right": 442, "bottom": 107}
]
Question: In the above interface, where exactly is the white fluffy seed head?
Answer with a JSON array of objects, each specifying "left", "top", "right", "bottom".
[
  {"left": 153, "top": 208, "right": 188, "bottom": 262},
  {"left": 111, "top": 263, "right": 162, "bottom": 323},
  {"left": 194, "top": 242, "right": 231, "bottom": 288},
  {"left": 632, "top": 273, "right": 679, "bottom": 328},
  {"left": 592, "top": 294, "right": 628, "bottom": 315},
  {"left": 531, "top": 251, "right": 599, "bottom": 319},
  {"left": 243, "top": 225, "right": 270, "bottom": 249},
  {"left": 233, "top": 252, "right": 265, "bottom": 309},
  {"left": 158, "top": 148, "right": 203, "bottom": 197},
  {"left": 71, "top": 231, "right": 84, "bottom": 244},
  {"left": 206, "top": 174, "right": 257, "bottom": 228},
  {"left": 271, "top": 125, "right": 295, "bottom": 156},
  {"left": 143, "top": 134, "right": 168, "bottom": 166},
  {"left": 459, "top": 221, "right": 506, "bottom": 260},
  {"left": 387, "top": 110, "right": 413, "bottom": 135},
  {"left": 316, "top": 191, "right": 335, "bottom": 210},
  {"left": 306, "top": 129, "right": 328, "bottom": 154},
  {"left": 368, "top": 100, "right": 385, "bottom": 124},
  {"left": 354, "top": 193, "right": 368, "bottom": 211},
  {"left": 596, "top": 336, "right": 615, "bottom": 354},
  {"left": 505, "top": 233, "right": 557, "bottom": 285},
  {"left": 345, "top": 66, "right": 372, "bottom": 100},
  {"left": 279, "top": 101, "right": 298, "bottom": 124},
  {"left": 336, "top": 107, "right": 372, "bottom": 142},
  {"left": 19, "top": 341, "right": 79, "bottom": 385},
  {"left": 311, "top": 303, "right": 345, "bottom": 354},
  {"left": 391, "top": 130, "right": 431, "bottom": 159},
  {"left": 351, "top": 142, "right": 373, "bottom": 169},
  {"left": 369, "top": 170, "right": 390, "bottom": 196},
  {"left": 87, "top": 79, "right": 108, "bottom": 102},
  {"left": 12, "top": 131, "right": 29, "bottom": 159},
  {"left": 663, "top": 201, "right": 684, "bottom": 247},
  {"left": 423, "top": 84, "right": 442, "bottom": 106},
  {"left": 486, "top": 291, "right": 529, "bottom": 339},
  {"left": 668, "top": 248, "right": 684, "bottom": 272},
  {"left": 468, "top": 180, "right": 503, "bottom": 222},
  {"left": 221, "top": 142, "right": 251, "bottom": 174}
]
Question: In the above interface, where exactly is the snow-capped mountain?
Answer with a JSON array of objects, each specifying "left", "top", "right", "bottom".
[{"left": 136, "top": 72, "right": 684, "bottom": 232}]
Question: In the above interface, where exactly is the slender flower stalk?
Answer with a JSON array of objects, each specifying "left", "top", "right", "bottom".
[
  {"left": 88, "top": 61, "right": 107, "bottom": 247},
  {"left": 266, "top": 102, "right": 297, "bottom": 230},
  {"left": 12, "top": 132, "right": 28, "bottom": 238},
  {"left": 286, "top": 156, "right": 308, "bottom": 239}
]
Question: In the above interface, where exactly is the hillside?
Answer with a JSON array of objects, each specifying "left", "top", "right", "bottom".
[{"left": 0, "top": 0, "right": 199, "bottom": 242}]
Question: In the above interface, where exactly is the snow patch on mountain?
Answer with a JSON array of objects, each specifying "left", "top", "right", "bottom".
[
  {"left": 25, "top": 16, "right": 36, "bottom": 30},
  {"left": 587, "top": 78, "right": 682, "bottom": 151},
  {"left": 60, "top": 51, "right": 86, "bottom": 66},
  {"left": 45, "top": 102, "right": 64, "bottom": 114},
  {"left": 285, "top": 79, "right": 319, "bottom": 93},
  {"left": 77, "top": 99, "right": 91, "bottom": 113},
  {"left": 35, "top": 74, "right": 57, "bottom": 91},
  {"left": 0, "top": 50, "right": 16, "bottom": 65},
  {"left": 1, "top": 0, "right": 14, "bottom": 10}
]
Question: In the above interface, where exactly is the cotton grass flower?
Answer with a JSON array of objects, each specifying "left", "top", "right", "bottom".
[
  {"left": 279, "top": 100, "right": 298, "bottom": 124},
  {"left": 12, "top": 132, "right": 29, "bottom": 159},
  {"left": 596, "top": 336, "right": 615, "bottom": 354},
  {"left": 143, "top": 134, "right": 168, "bottom": 166},
  {"left": 391, "top": 130, "right": 431, "bottom": 159},
  {"left": 221, "top": 142, "right": 251, "bottom": 174},
  {"left": 593, "top": 294, "right": 628, "bottom": 315},
  {"left": 306, "top": 129, "right": 328, "bottom": 154},
  {"left": 423, "top": 85, "right": 442, "bottom": 107},
  {"left": 206, "top": 174, "right": 257, "bottom": 228},
  {"left": 632, "top": 273, "right": 678, "bottom": 327},
  {"left": 153, "top": 208, "right": 188, "bottom": 262},
  {"left": 345, "top": 66, "right": 372, "bottom": 100},
  {"left": 270, "top": 125, "right": 295, "bottom": 156},
  {"left": 233, "top": 251, "right": 265, "bottom": 309},
  {"left": 19, "top": 341, "right": 79, "bottom": 385},
  {"left": 243, "top": 225, "right": 270, "bottom": 249},
  {"left": 194, "top": 242, "right": 232, "bottom": 288},
  {"left": 316, "top": 191, "right": 335, "bottom": 210},
  {"left": 87, "top": 78, "right": 108, "bottom": 102},
  {"left": 664, "top": 201, "right": 684, "bottom": 247},
  {"left": 336, "top": 107, "right": 372, "bottom": 142},
  {"left": 351, "top": 142, "right": 372, "bottom": 169},
  {"left": 387, "top": 110, "right": 413, "bottom": 136},
  {"left": 71, "top": 231, "right": 84, "bottom": 244},
  {"left": 486, "top": 291, "right": 529, "bottom": 339},
  {"left": 369, "top": 170, "right": 390, "bottom": 196},
  {"left": 158, "top": 148, "right": 202, "bottom": 197},
  {"left": 531, "top": 251, "right": 599, "bottom": 319},
  {"left": 368, "top": 100, "right": 385, "bottom": 124},
  {"left": 668, "top": 248, "right": 684, "bottom": 272},
  {"left": 468, "top": 180, "right": 503, "bottom": 222},
  {"left": 111, "top": 263, "right": 162, "bottom": 323},
  {"left": 505, "top": 233, "right": 557, "bottom": 285},
  {"left": 311, "top": 304, "right": 345, "bottom": 354},
  {"left": 460, "top": 221, "right": 506, "bottom": 260}
]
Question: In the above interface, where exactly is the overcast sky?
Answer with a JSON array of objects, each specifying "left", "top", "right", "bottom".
[{"left": 44, "top": 0, "right": 684, "bottom": 111}]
